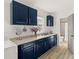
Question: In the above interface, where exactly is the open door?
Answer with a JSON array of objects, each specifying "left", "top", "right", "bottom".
[{"left": 68, "top": 14, "right": 74, "bottom": 54}]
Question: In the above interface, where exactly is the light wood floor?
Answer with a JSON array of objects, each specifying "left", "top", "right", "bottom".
[{"left": 38, "top": 42, "right": 74, "bottom": 59}]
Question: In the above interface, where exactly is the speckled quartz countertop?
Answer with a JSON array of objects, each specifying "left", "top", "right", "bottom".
[{"left": 10, "top": 34, "right": 56, "bottom": 45}]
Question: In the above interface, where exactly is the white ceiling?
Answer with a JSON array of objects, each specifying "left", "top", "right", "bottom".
[{"left": 25, "top": 0, "right": 74, "bottom": 18}]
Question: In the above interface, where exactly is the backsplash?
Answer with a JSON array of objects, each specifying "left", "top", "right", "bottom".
[{"left": 4, "top": 22, "right": 45, "bottom": 40}]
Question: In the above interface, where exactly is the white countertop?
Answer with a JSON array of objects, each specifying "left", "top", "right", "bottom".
[
  {"left": 10, "top": 34, "right": 56, "bottom": 45},
  {"left": 4, "top": 40, "right": 17, "bottom": 49},
  {"left": 5, "top": 34, "right": 56, "bottom": 48}
]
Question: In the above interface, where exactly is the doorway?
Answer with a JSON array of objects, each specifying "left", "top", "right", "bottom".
[{"left": 60, "top": 21, "right": 68, "bottom": 45}]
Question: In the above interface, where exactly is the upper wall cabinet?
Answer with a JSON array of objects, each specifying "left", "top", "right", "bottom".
[
  {"left": 12, "top": 1, "right": 37, "bottom": 25},
  {"left": 47, "top": 15, "right": 54, "bottom": 26}
]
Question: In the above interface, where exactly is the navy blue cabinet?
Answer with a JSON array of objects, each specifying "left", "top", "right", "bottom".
[
  {"left": 49, "top": 36, "right": 56, "bottom": 48},
  {"left": 47, "top": 15, "right": 54, "bottom": 26},
  {"left": 49, "top": 35, "right": 57, "bottom": 48},
  {"left": 29, "top": 7, "right": 37, "bottom": 25},
  {"left": 53, "top": 35, "right": 57, "bottom": 46},
  {"left": 43, "top": 38, "right": 51, "bottom": 52},
  {"left": 35, "top": 39, "right": 44, "bottom": 58},
  {"left": 18, "top": 35, "right": 57, "bottom": 59},
  {"left": 18, "top": 42, "right": 36, "bottom": 59},
  {"left": 12, "top": 1, "right": 29, "bottom": 25},
  {"left": 12, "top": 1, "right": 37, "bottom": 25}
]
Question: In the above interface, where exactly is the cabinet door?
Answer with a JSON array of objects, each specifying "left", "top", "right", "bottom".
[
  {"left": 47, "top": 16, "right": 51, "bottom": 26},
  {"left": 18, "top": 43, "right": 35, "bottom": 59},
  {"left": 50, "top": 17, "right": 53, "bottom": 26},
  {"left": 12, "top": 1, "right": 29, "bottom": 25},
  {"left": 47, "top": 16, "right": 53, "bottom": 26},
  {"left": 53, "top": 35, "right": 57, "bottom": 46},
  {"left": 29, "top": 7, "right": 37, "bottom": 25},
  {"left": 49, "top": 36, "right": 55, "bottom": 48},
  {"left": 49, "top": 35, "right": 57, "bottom": 48},
  {"left": 47, "top": 37, "right": 52, "bottom": 49},
  {"left": 22, "top": 46, "right": 35, "bottom": 59},
  {"left": 43, "top": 37, "right": 51, "bottom": 52},
  {"left": 35, "top": 40, "right": 44, "bottom": 58}
]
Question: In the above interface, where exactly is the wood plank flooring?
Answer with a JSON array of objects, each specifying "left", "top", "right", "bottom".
[{"left": 38, "top": 42, "right": 74, "bottom": 59}]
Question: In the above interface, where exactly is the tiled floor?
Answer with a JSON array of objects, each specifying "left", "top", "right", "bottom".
[{"left": 38, "top": 42, "right": 74, "bottom": 59}]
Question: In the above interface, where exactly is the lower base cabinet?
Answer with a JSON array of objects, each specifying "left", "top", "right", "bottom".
[{"left": 18, "top": 35, "right": 57, "bottom": 59}]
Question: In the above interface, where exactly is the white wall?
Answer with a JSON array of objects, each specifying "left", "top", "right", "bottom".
[
  {"left": 55, "top": 14, "right": 60, "bottom": 45},
  {"left": 4, "top": 0, "right": 60, "bottom": 44}
]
